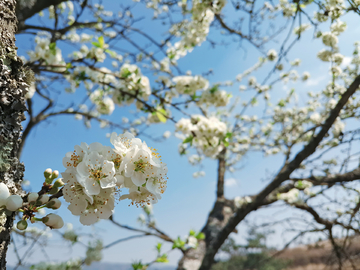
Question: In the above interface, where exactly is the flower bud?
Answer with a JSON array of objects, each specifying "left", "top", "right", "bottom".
[
  {"left": 46, "top": 198, "right": 61, "bottom": 209},
  {"left": 51, "top": 170, "right": 59, "bottom": 180},
  {"left": 49, "top": 187, "right": 59, "bottom": 195},
  {"left": 37, "top": 208, "right": 46, "bottom": 216},
  {"left": 5, "top": 195, "right": 23, "bottom": 211},
  {"left": 17, "top": 220, "right": 28, "bottom": 230},
  {"left": 0, "top": 183, "right": 10, "bottom": 207},
  {"left": 44, "top": 168, "right": 53, "bottom": 179},
  {"left": 39, "top": 195, "right": 49, "bottom": 204},
  {"left": 53, "top": 178, "right": 64, "bottom": 188},
  {"left": 27, "top": 192, "right": 39, "bottom": 203},
  {"left": 42, "top": 214, "right": 64, "bottom": 229}
]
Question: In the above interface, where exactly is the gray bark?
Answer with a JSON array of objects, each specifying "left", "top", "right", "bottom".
[
  {"left": 0, "top": 0, "right": 27, "bottom": 269},
  {"left": 16, "top": 0, "right": 72, "bottom": 31}
]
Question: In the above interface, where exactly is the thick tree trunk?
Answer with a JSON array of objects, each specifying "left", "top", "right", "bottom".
[
  {"left": 0, "top": 0, "right": 27, "bottom": 269},
  {"left": 177, "top": 198, "right": 236, "bottom": 270}
]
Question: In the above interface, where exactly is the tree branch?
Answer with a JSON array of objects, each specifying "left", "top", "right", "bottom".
[{"left": 198, "top": 74, "right": 360, "bottom": 270}]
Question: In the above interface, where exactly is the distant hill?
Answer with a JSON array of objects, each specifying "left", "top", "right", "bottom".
[{"left": 277, "top": 236, "right": 360, "bottom": 270}]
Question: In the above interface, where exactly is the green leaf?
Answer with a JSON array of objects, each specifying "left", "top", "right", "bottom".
[
  {"left": 156, "top": 243, "right": 162, "bottom": 254},
  {"left": 209, "top": 85, "right": 219, "bottom": 94},
  {"left": 223, "top": 140, "right": 229, "bottom": 147},
  {"left": 105, "top": 49, "right": 117, "bottom": 58},
  {"left": 156, "top": 108, "right": 167, "bottom": 123},
  {"left": 65, "top": 62, "right": 72, "bottom": 70},
  {"left": 121, "top": 68, "right": 132, "bottom": 78},
  {"left": 225, "top": 132, "right": 232, "bottom": 139},
  {"left": 251, "top": 97, "right": 257, "bottom": 105},
  {"left": 131, "top": 261, "right": 144, "bottom": 270},
  {"left": 277, "top": 99, "right": 286, "bottom": 107},
  {"left": 183, "top": 136, "right": 193, "bottom": 145},
  {"left": 196, "top": 232, "right": 205, "bottom": 240},
  {"left": 91, "top": 41, "right": 101, "bottom": 48},
  {"left": 49, "top": 42, "right": 57, "bottom": 55},
  {"left": 191, "top": 93, "right": 201, "bottom": 100},
  {"left": 172, "top": 237, "right": 186, "bottom": 250},
  {"left": 155, "top": 254, "right": 169, "bottom": 263},
  {"left": 189, "top": 230, "right": 196, "bottom": 236},
  {"left": 98, "top": 36, "right": 104, "bottom": 49}
]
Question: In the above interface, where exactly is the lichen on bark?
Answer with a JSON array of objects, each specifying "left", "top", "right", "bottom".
[{"left": 0, "top": 0, "right": 28, "bottom": 269}]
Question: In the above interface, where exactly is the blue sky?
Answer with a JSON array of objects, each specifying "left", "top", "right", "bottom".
[{"left": 8, "top": 0, "right": 360, "bottom": 267}]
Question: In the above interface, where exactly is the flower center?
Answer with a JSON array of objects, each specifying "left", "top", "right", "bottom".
[
  {"left": 66, "top": 151, "right": 81, "bottom": 168},
  {"left": 90, "top": 168, "right": 107, "bottom": 180},
  {"left": 112, "top": 156, "right": 122, "bottom": 170},
  {"left": 134, "top": 159, "right": 148, "bottom": 173}
]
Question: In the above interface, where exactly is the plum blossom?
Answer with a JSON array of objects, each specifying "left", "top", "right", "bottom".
[{"left": 62, "top": 132, "right": 168, "bottom": 224}]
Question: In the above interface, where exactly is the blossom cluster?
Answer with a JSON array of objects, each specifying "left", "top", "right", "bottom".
[
  {"left": 62, "top": 132, "right": 168, "bottom": 225},
  {"left": 176, "top": 115, "right": 228, "bottom": 157},
  {"left": 166, "top": 0, "right": 225, "bottom": 61},
  {"left": 65, "top": 63, "right": 151, "bottom": 118},
  {"left": 113, "top": 64, "right": 151, "bottom": 107},
  {"left": 198, "top": 87, "right": 232, "bottom": 107},
  {"left": 172, "top": 75, "right": 208, "bottom": 95},
  {"left": 27, "top": 32, "right": 66, "bottom": 71}
]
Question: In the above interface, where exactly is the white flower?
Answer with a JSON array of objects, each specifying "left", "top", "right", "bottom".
[
  {"left": 322, "top": 32, "right": 338, "bottom": 47},
  {"left": 291, "top": 59, "right": 301, "bottom": 66},
  {"left": 248, "top": 76, "right": 257, "bottom": 87},
  {"left": 79, "top": 189, "right": 115, "bottom": 225},
  {"left": 310, "top": 112, "right": 322, "bottom": 124},
  {"left": 63, "top": 229, "right": 78, "bottom": 242},
  {"left": 277, "top": 189, "right": 300, "bottom": 204},
  {"left": 84, "top": 240, "right": 103, "bottom": 265},
  {"left": 234, "top": 196, "right": 252, "bottom": 208},
  {"left": 76, "top": 151, "right": 116, "bottom": 195},
  {"left": 163, "top": 131, "right": 171, "bottom": 138},
  {"left": 302, "top": 72, "right": 310, "bottom": 81},
  {"left": 146, "top": 165, "right": 168, "bottom": 200},
  {"left": 267, "top": 49, "right": 277, "bottom": 61},
  {"left": 332, "top": 117, "right": 345, "bottom": 137},
  {"left": 331, "top": 20, "right": 346, "bottom": 35},
  {"left": 121, "top": 144, "right": 161, "bottom": 186},
  {"left": 294, "top": 24, "right": 311, "bottom": 35},
  {"left": 62, "top": 172, "right": 93, "bottom": 214},
  {"left": 198, "top": 89, "right": 231, "bottom": 107},
  {"left": 173, "top": 75, "right": 209, "bottom": 95},
  {"left": 193, "top": 171, "right": 206, "bottom": 178},
  {"left": 62, "top": 133, "right": 168, "bottom": 222},
  {"left": 187, "top": 236, "right": 198, "bottom": 248},
  {"left": 333, "top": 53, "right": 344, "bottom": 65},
  {"left": 110, "top": 131, "right": 139, "bottom": 154},
  {"left": 120, "top": 185, "right": 158, "bottom": 206},
  {"left": 331, "top": 66, "right": 342, "bottom": 76},
  {"left": 62, "top": 142, "right": 90, "bottom": 171},
  {"left": 176, "top": 115, "right": 228, "bottom": 157},
  {"left": 317, "top": 49, "right": 333, "bottom": 62}
]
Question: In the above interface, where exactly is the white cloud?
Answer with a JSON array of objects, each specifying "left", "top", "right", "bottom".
[
  {"left": 225, "top": 178, "right": 237, "bottom": 187},
  {"left": 306, "top": 75, "right": 326, "bottom": 86},
  {"left": 341, "top": 56, "right": 351, "bottom": 68}
]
